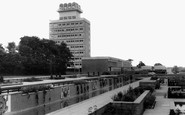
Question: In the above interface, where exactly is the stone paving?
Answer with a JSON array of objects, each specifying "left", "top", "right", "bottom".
[{"left": 143, "top": 84, "right": 172, "bottom": 115}]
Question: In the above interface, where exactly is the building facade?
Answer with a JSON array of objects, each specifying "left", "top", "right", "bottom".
[
  {"left": 82, "top": 57, "right": 132, "bottom": 76},
  {"left": 49, "top": 2, "right": 90, "bottom": 69}
]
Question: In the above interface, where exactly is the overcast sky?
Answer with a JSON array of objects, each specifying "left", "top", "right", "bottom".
[{"left": 0, "top": 0, "right": 185, "bottom": 67}]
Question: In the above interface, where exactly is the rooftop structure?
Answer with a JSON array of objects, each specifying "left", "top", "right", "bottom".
[{"left": 58, "top": 2, "right": 83, "bottom": 14}]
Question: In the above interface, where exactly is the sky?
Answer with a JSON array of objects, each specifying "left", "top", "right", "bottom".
[{"left": 0, "top": 0, "right": 185, "bottom": 67}]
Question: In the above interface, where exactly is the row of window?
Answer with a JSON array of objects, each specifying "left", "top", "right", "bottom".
[
  {"left": 72, "top": 51, "right": 84, "bottom": 54},
  {"left": 55, "top": 41, "right": 61, "bottom": 44},
  {"left": 50, "top": 21, "right": 84, "bottom": 28},
  {"left": 67, "top": 39, "right": 83, "bottom": 43},
  {"left": 66, "top": 28, "right": 83, "bottom": 31},
  {"left": 60, "top": 16, "right": 76, "bottom": 20},
  {"left": 71, "top": 57, "right": 82, "bottom": 60},
  {"left": 74, "top": 63, "right": 82, "bottom": 66},
  {"left": 51, "top": 27, "right": 84, "bottom": 33},
  {"left": 55, "top": 40, "right": 83, "bottom": 44},
  {"left": 57, "top": 33, "right": 83, "bottom": 38},
  {"left": 71, "top": 45, "right": 83, "bottom": 48}
]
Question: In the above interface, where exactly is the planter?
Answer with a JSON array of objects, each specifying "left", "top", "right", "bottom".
[
  {"left": 111, "top": 90, "right": 150, "bottom": 115},
  {"left": 90, "top": 90, "right": 151, "bottom": 115}
]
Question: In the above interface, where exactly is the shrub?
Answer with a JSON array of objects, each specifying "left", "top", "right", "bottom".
[
  {"left": 150, "top": 76, "right": 158, "bottom": 80},
  {"left": 73, "top": 80, "right": 87, "bottom": 85},
  {"left": 21, "top": 85, "right": 51, "bottom": 94},
  {"left": 0, "top": 76, "right": 4, "bottom": 83},
  {"left": 144, "top": 95, "right": 156, "bottom": 109},
  {"left": 102, "top": 72, "right": 111, "bottom": 75},
  {"left": 143, "top": 86, "right": 154, "bottom": 93},
  {"left": 123, "top": 93, "right": 136, "bottom": 102},
  {"left": 112, "top": 86, "right": 144, "bottom": 102},
  {"left": 134, "top": 87, "right": 144, "bottom": 96},
  {"left": 23, "top": 77, "right": 42, "bottom": 82}
]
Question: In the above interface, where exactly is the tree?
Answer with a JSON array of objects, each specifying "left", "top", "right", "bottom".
[
  {"left": 2, "top": 53, "right": 24, "bottom": 75},
  {"left": 154, "top": 63, "right": 162, "bottom": 66},
  {"left": 18, "top": 36, "right": 73, "bottom": 75},
  {"left": 0, "top": 43, "right": 24, "bottom": 75},
  {"left": 172, "top": 66, "right": 179, "bottom": 74},
  {"left": 54, "top": 42, "right": 73, "bottom": 75},
  {"left": 18, "top": 36, "right": 45, "bottom": 74},
  {"left": 127, "top": 59, "right": 133, "bottom": 62},
  {"left": 0, "top": 44, "right": 5, "bottom": 75},
  {"left": 7, "top": 42, "right": 17, "bottom": 54},
  {"left": 136, "top": 61, "right": 145, "bottom": 68},
  {"left": 0, "top": 44, "right": 5, "bottom": 54}
]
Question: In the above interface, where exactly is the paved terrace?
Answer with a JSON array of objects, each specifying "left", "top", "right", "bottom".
[
  {"left": 143, "top": 84, "right": 185, "bottom": 115},
  {"left": 47, "top": 77, "right": 150, "bottom": 115}
]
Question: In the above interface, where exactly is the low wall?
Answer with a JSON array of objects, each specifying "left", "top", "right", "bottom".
[
  {"left": 112, "top": 90, "right": 150, "bottom": 115},
  {"left": 2, "top": 75, "right": 131, "bottom": 114},
  {"left": 9, "top": 84, "right": 77, "bottom": 112},
  {"left": 139, "top": 80, "right": 156, "bottom": 89},
  {"left": 90, "top": 90, "right": 151, "bottom": 115}
]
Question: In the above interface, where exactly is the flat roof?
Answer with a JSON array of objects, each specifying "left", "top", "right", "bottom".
[
  {"left": 82, "top": 56, "right": 129, "bottom": 62},
  {"left": 50, "top": 18, "right": 90, "bottom": 24}
]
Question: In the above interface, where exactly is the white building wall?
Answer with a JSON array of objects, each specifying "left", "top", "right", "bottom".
[{"left": 49, "top": 3, "right": 90, "bottom": 69}]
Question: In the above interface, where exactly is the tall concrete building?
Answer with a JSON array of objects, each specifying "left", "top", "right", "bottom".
[{"left": 49, "top": 2, "right": 90, "bottom": 70}]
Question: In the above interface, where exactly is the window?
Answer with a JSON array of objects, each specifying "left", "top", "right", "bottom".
[
  {"left": 64, "top": 17, "right": 67, "bottom": 20},
  {"left": 60, "top": 17, "right": 63, "bottom": 20},
  {"left": 72, "top": 16, "right": 76, "bottom": 19},
  {"left": 68, "top": 16, "right": 71, "bottom": 19}
]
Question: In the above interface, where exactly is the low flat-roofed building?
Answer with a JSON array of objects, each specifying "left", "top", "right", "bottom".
[
  {"left": 141, "top": 66, "right": 153, "bottom": 71},
  {"left": 82, "top": 57, "right": 132, "bottom": 76}
]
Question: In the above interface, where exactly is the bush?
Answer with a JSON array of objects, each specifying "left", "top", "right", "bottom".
[
  {"left": 102, "top": 72, "right": 111, "bottom": 75},
  {"left": 21, "top": 85, "right": 51, "bottom": 94},
  {"left": 143, "top": 86, "right": 154, "bottom": 93},
  {"left": 73, "top": 80, "right": 87, "bottom": 85},
  {"left": 144, "top": 95, "right": 156, "bottom": 109},
  {"left": 0, "top": 76, "right": 4, "bottom": 83},
  {"left": 112, "top": 92, "right": 123, "bottom": 101},
  {"left": 112, "top": 86, "right": 144, "bottom": 102},
  {"left": 23, "top": 77, "right": 42, "bottom": 82},
  {"left": 150, "top": 76, "right": 158, "bottom": 80}
]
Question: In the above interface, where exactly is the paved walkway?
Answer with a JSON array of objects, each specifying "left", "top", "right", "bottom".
[
  {"left": 143, "top": 84, "right": 172, "bottom": 115},
  {"left": 47, "top": 77, "right": 150, "bottom": 115}
]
